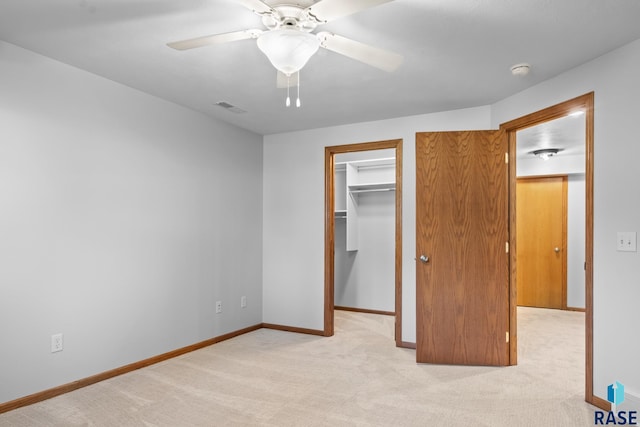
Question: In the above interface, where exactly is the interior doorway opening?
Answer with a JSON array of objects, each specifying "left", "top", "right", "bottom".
[
  {"left": 324, "top": 139, "right": 403, "bottom": 345},
  {"left": 515, "top": 111, "right": 586, "bottom": 311},
  {"left": 514, "top": 113, "right": 587, "bottom": 410},
  {"left": 500, "top": 92, "right": 596, "bottom": 407}
]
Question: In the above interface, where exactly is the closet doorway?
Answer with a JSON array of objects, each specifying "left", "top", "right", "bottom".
[{"left": 324, "top": 139, "right": 403, "bottom": 345}]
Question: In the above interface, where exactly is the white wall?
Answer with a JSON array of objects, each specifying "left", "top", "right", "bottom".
[
  {"left": 492, "top": 38, "right": 640, "bottom": 402},
  {"left": 262, "top": 106, "right": 491, "bottom": 336},
  {"left": 334, "top": 196, "right": 396, "bottom": 312},
  {"left": 0, "top": 41, "right": 264, "bottom": 404},
  {"left": 567, "top": 175, "right": 586, "bottom": 308},
  {"left": 517, "top": 154, "right": 586, "bottom": 176}
]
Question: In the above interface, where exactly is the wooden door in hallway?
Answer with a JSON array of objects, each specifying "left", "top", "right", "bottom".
[
  {"left": 516, "top": 176, "right": 567, "bottom": 309},
  {"left": 416, "top": 130, "right": 509, "bottom": 366}
]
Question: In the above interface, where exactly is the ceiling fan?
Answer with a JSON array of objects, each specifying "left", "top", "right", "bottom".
[{"left": 167, "top": 0, "right": 403, "bottom": 103}]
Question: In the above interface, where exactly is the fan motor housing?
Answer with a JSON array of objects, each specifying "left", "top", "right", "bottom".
[{"left": 262, "top": 4, "right": 318, "bottom": 32}]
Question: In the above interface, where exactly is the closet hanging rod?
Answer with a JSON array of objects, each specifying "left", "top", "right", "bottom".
[
  {"left": 353, "top": 163, "right": 395, "bottom": 171},
  {"left": 335, "top": 157, "right": 395, "bottom": 171},
  {"left": 350, "top": 188, "right": 395, "bottom": 194}
]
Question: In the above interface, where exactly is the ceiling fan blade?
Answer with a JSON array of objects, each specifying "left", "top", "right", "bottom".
[
  {"left": 307, "top": 0, "right": 394, "bottom": 23},
  {"left": 235, "top": 0, "right": 274, "bottom": 14},
  {"left": 167, "top": 29, "right": 262, "bottom": 50},
  {"left": 276, "top": 71, "right": 299, "bottom": 88},
  {"left": 317, "top": 32, "right": 403, "bottom": 72}
]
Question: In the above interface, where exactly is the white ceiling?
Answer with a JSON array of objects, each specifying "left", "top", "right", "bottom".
[
  {"left": 516, "top": 113, "right": 586, "bottom": 160},
  {"left": 1, "top": 0, "right": 640, "bottom": 136}
]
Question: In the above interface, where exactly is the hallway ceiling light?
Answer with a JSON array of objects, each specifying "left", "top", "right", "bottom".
[{"left": 531, "top": 148, "right": 561, "bottom": 160}]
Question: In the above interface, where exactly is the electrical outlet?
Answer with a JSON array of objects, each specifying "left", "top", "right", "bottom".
[
  {"left": 241, "top": 296, "right": 247, "bottom": 308},
  {"left": 216, "top": 300, "right": 222, "bottom": 314},
  {"left": 51, "top": 333, "right": 63, "bottom": 353}
]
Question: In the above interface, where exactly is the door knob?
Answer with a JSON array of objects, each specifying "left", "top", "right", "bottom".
[
  {"left": 419, "top": 255, "right": 430, "bottom": 263},
  {"left": 554, "top": 247, "right": 560, "bottom": 253}
]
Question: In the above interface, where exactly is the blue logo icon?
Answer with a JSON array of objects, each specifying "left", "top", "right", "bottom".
[
  {"left": 607, "top": 381, "right": 625, "bottom": 406},
  {"left": 595, "top": 381, "right": 637, "bottom": 425}
]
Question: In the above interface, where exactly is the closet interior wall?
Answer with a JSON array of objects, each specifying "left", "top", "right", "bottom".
[{"left": 334, "top": 149, "right": 395, "bottom": 313}]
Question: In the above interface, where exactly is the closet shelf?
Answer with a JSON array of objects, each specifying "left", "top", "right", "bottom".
[
  {"left": 336, "top": 156, "right": 396, "bottom": 251},
  {"left": 348, "top": 182, "right": 395, "bottom": 193}
]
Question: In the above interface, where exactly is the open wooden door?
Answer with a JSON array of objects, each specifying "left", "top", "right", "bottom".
[{"left": 416, "top": 130, "right": 509, "bottom": 366}]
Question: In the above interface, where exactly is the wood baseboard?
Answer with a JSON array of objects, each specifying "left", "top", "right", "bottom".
[
  {"left": 0, "top": 323, "right": 262, "bottom": 415},
  {"left": 334, "top": 306, "right": 395, "bottom": 316},
  {"left": 398, "top": 341, "right": 417, "bottom": 349},
  {"left": 589, "top": 394, "right": 611, "bottom": 411},
  {"left": 261, "top": 323, "right": 325, "bottom": 336}
]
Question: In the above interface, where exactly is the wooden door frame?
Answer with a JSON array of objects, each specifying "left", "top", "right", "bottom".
[
  {"left": 324, "top": 139, "right": 403, "bottom": 346},
  {"left": 500, "top": 92, "right": 600, "bottom": 407}
]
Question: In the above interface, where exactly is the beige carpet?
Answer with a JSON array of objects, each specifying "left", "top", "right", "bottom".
[{"left": 0, "top": 307, "right": 596, "bottom": 426}]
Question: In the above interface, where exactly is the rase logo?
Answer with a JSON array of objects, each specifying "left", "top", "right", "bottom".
[{"left": 595, "top": 381, "right": 638, "bottom": 425}]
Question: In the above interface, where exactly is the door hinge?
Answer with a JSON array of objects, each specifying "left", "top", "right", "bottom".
[
  {"left": 505, "top": 241, "right": 509, "bottom": 253},
  {"left": 506, "top": 331, "right": 510, "bottom": 343},
  {"left": 505, "top": 153, "right": 509, "bottom": 164}
]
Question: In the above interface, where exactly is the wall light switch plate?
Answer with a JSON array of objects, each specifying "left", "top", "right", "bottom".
[{"left": 617, "top": 232, "right": 637, "bottom": 252}]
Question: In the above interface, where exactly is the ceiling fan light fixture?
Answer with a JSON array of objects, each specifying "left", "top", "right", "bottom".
[
  {"left": 257, "top": 28, "right": 320, "bottom": 75},
  {"left": 531, "top": 148, "right": 561, "bottom": 161}
]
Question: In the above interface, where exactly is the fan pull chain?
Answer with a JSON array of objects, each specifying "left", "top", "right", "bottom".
[
  {"left": 296, "top": 71, "right": 301, "bottom": 108},
  {"left": 285, "top": 74, "right": 291, "bottom": 107}
]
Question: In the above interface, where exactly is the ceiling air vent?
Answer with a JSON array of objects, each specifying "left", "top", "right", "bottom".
[{"left": 215, "top": 101, "right": 246, "bottom": 114}]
